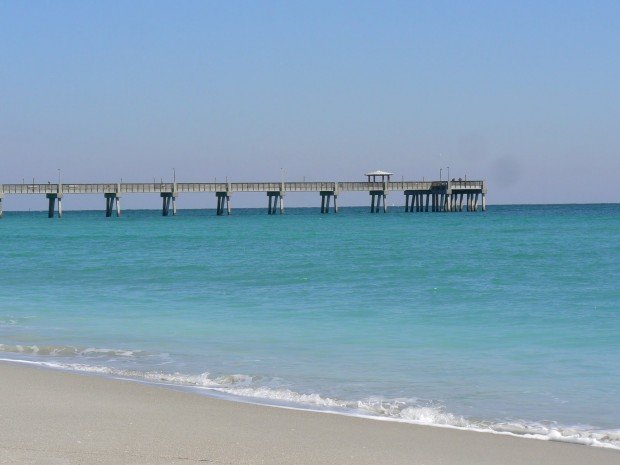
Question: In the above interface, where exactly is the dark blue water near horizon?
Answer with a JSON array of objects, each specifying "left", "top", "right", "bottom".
[{"left": 1, "top": 204, "right": 619, "bottom": 447}]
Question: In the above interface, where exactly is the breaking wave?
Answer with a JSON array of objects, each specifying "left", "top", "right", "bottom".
[{"left": 0, "top": 343, "right": 147, "bottom": 358}]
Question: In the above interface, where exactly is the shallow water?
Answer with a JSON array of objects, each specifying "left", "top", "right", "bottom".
[{"left": 1, "top": 204, "right": 619, "bottom": 447}]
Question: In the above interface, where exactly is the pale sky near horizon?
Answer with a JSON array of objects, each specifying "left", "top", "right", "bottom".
[{"left": 1, "top": 1, "right": 619, "bottom": 210}]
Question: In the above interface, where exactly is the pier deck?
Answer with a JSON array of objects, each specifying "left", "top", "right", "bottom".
[{"left": 0, "top": 180, "right": 486, "bottom": 217}]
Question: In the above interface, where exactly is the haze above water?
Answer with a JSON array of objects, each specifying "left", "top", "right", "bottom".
[{"left": 2, "top": 2, "right": 620, "bottom": 209}]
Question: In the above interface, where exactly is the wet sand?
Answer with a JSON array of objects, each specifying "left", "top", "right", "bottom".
[{"left": 0, "top": 361, "right": 617, "bottom": 465}]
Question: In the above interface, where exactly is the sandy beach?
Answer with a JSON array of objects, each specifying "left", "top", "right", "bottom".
[{"left": 0, "top": 362, "right": 617, "bottom": 465}]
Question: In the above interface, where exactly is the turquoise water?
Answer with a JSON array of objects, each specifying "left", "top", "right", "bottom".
[{"left": 1, "top": 205, "right": 619, "bottom": 447}]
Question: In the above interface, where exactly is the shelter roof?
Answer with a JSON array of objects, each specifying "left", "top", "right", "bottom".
[{"left": 364, "top": 170, "right": 394, "bottom": 176}]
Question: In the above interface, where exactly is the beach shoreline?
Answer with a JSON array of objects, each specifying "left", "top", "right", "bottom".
[{"left": 0, "top": 361, "right": 618, "bottom": 465}]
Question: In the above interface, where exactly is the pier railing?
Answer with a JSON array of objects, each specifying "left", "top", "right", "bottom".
[{"left": 0, "top": 180, "right": 484, "bottom": 195}]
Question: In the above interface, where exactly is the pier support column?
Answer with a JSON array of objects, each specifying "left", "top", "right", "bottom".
[
  {"left": 333, "top": 195, "right": 338, "bottom": 213},
  {"left": 104, "top": 193, "right": 121, "bottom": 217},
  {"left": 279, "top": 194, "right": 284, "bottom": 214},
  {"left": 216, "top": 192, "right": 232, "bottom": 215},
  {"left": 369, "top": 190, "right": 386, "bottom": 213},
  {"left": 216, "top": 192, "right": 229, "bottom": 216},
  {"left": 160, "top": 192, "right": 178, "bottom": 216},
  {"left": 474, "top": 193, "right": 479, "bottom": 212},
  {"left": 482, "top": 192, "right": 486, "bottom": 211},
  {"left": 267, "top": 192, "right": 282, "bottom": 214},
  {"left": 320, "top": 191, "right": 335, "bottom": 213},
  {"left": 161, "top": 192, "right": 171, "bottom": 216},
  {"left": 46, "top": 194, "right": 62, "bottom": 218},
  {"left": 0, "top": 194, "right": 3, "bottom": 219},
  {"left": 404, "top": 193, "right": 410, "bottom": 212},
  {"left": 459, "top": 194, "right": 464, "bottom": 212}
]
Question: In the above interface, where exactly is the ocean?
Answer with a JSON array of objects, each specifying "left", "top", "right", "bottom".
[{"left": 1, "top": 204, "right": 618, "bottom": 448}]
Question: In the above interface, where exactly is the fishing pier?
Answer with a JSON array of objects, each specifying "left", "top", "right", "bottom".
[{"left": 0, "top": 172, "right": 486, "bottom": 218}]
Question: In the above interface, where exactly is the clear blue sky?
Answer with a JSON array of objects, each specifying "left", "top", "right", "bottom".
[{"left": 1, "top": 1, "right": 619, "bottom": 209}]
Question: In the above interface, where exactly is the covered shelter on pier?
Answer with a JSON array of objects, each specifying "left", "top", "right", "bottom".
[{"left": 364, "top": 170, "right": 393, "bottom": 182}]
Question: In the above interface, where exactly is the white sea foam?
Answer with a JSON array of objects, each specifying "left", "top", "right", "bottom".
[
  {"left": 0, "top": 343, "right": 147, "bottom": 358},
  {"left": 1, "top": 356, "right": 618, "bottom": 450}
]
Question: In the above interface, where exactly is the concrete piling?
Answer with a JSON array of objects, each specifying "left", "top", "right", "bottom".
[
  {"left": 369, "top": 190, "right": 386, "bottom": 213},
  {"left": 267, "top": 192, "right": 282, "bottom": 215},
  {"left": 320, "top": 191, "right": 336, "bottom": 213},
  {"left": 46, "top": 194, "right": 62, "bottom": 218},
  {"left": 48, "top": 195, "right": 54, "bottom": 218},
  {"left": 105, "top": 193, "right": 121, "bottom": 217}
]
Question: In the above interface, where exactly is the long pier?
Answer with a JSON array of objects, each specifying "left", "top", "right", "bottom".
[{"left": 0, "top": 179, "right": 486, "bottom": 218}]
